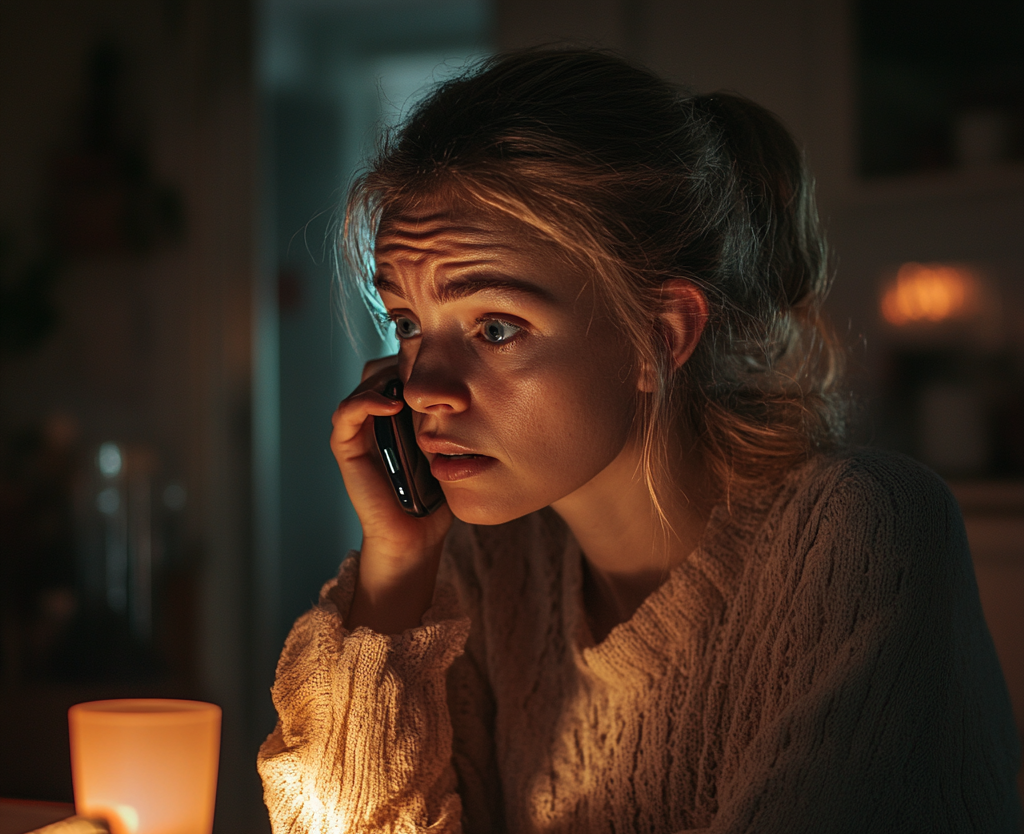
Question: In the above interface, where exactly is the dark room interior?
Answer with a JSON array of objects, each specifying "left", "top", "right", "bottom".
[{"left": 0, "top": 0, "right": 1021, "bottom": 830}]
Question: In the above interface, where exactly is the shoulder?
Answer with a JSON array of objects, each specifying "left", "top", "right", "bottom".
[
  {"left": 759, "top": 448, "right": 971, "bottom": 617},
  {"left": 790, "top": 446, "right": 958, "bottom": 512},
  {"left": 714, "top": 452, "right": 1020, "bottom": 827},
  {"left": 780, "top": 448, "right": 965, "bottom": 556},
  {"left": 725, "top": 449, "right": 980, "bottom": 694}
]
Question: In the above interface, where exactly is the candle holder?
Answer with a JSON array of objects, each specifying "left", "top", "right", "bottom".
[{"left": 68, "top": 699, "right": 220, "bottom": 834}]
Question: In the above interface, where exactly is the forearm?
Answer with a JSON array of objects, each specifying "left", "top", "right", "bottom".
[{"left": 260, "top": 556, "right": 472, "bottom": 833}]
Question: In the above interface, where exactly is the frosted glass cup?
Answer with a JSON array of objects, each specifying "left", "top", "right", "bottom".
[{"left": 69, "top": 699, "right": 221, "bottom": 834}]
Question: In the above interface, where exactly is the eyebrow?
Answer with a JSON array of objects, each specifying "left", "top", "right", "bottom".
[{"left": 373, "top": 273, "right": 557, "bottom": 305}]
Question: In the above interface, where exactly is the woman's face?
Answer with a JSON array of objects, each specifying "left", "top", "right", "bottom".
[{"left": 374, "top": 199, "right": 641, "bottom": 525}]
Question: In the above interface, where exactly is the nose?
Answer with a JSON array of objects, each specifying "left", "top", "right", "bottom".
[{"left": 403, "top": 337, "right": 471, "bottom": 415}]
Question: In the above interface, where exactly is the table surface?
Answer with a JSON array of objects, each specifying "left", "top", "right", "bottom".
[{"left": 0, "top": 799, "right": 74, "bottom": 834}]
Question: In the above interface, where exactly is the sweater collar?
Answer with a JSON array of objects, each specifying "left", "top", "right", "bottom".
[{"left": 563, "top": 473, "right": 787, "bottom": 685}]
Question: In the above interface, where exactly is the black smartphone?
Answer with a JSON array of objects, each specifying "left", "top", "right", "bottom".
[{"left": 373, "top": 379, "right": 446, "bottom": 517}]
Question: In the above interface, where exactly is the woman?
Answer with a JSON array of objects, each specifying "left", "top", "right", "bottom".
[{"left": 258, "top": 49, "right": 1020, "bottom": 832}]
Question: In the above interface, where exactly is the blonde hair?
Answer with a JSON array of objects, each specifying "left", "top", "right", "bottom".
[{"left": 340, "top": 48, "right": 848, "bottom": 503}]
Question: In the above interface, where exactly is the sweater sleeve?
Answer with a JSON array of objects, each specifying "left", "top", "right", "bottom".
[
  {"left": 709, "top": 454, "right": 1021, "bottom": 834},
  {"left": 257, "top": 552, "right": 474, "bottom": 833}
]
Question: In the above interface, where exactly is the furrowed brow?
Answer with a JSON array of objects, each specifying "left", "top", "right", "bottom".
[
  {"left": 435, "top": 275, "right": 555, "bottom": 304},
  {"left": 373, "top": 273, "right": 556, "bottom": 305},
  {"left": 373, "top": 274, "right": 404, "bottom": 298}
]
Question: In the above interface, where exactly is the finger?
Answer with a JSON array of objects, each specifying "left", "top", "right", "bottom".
[
  {"left": 331, "top": 389, "right": 402, "bottom": 433},
  {"left": 328, "top": 396, "right": 412, "bottom": 517}
]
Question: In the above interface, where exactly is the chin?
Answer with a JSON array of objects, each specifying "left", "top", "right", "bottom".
[{"left": 442, "top": 486, "right": 541, "bottom": 527}]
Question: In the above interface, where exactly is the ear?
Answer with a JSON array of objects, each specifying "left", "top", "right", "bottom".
[{"left": 638, "top": 279, "right": 709, "bottom": 393}]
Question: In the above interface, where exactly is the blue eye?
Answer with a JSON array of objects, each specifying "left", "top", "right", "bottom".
[
  {"left": 480, "top": 319, "right": 521, "bottom": 345},
  {"left": 392, "top": 316, "right": 421, "bottom": 340}
]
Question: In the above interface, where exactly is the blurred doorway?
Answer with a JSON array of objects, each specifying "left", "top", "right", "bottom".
[{"left": 254, "top": 0, "right": 490, "bottom": 758}]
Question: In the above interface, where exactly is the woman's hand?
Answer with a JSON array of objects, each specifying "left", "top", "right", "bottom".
[{"left": 330, "top": 356, "right": 453, "bottom": 634}]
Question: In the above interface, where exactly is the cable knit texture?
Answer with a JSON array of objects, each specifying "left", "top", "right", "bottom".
[{"left": 258, "top": 450, "right": 1021, "bottom": 832}]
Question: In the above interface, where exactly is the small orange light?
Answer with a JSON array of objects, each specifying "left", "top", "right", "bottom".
[
  {"left": 881, "top": 262, "right": 979, "bottom": 326},
  {"left": 68, "top": 700, "right": 221, "bottom": 834}
]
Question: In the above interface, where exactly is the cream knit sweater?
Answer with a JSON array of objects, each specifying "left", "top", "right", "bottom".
[{"left": 258, "top": 450, "right": 1021, "bottom": 832}]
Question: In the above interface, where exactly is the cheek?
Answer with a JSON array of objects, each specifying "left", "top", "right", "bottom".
[
  {"left": 545, "top": 331, "right": 638, "bottom": 452},
  {"left": 453, "top": 350, "right": 636, "bottom": 522},
  {"left": 505, "top": 361, "right": 631, "bottom": 464},
  {"left": 436, "top": 314, "right": 638, "bottom": 525}
]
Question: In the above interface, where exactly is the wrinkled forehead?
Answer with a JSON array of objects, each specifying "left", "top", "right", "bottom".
[
  {"left": 371, "top": 191, "right": 605, "bottom": 308},
  {"left": 375, "top": 191, "right": 532, "bottom": 253},
  {"left": 373, "top": 212, "right": 527, "bottom": 292},
  {"left": 376, "top": 204, "right": 506, "bottom": 257},
  {"left": 371, "top": 185, "right": 611, "bottom": 302}
]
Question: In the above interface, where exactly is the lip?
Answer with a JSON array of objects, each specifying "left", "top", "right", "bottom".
[
  {"left": 416, "top": 435, "right": 480, "bottom": 456},
  {"left": 417, "top": 434, "right": 497, "bottom": 482},
  {"left": 429, "top": 453, "right": 498, "bottom": 482}
]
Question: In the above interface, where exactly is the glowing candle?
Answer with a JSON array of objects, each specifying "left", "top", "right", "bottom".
[{"left": 68, "top": 700, "right": 221, "bottom": 834}]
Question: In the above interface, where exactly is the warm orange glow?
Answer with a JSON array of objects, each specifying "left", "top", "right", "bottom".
[
  {"left": 68, "top": 700, "right": 221, "bottom": 834},
  {"left": 881, "top": 262, "right": 979, "bottom": 326}
]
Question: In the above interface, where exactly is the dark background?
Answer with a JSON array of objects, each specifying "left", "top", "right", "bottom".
[{"left": 1, "top": 0, "right": 1021, "bottom": 829}]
